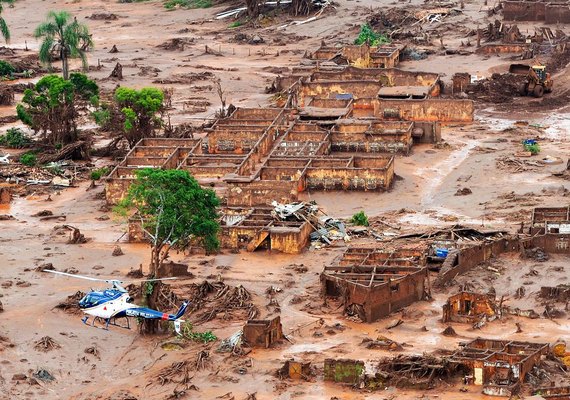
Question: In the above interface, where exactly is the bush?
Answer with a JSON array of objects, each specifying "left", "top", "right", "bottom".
[
  {"left": 0, "top": 60, "right": 15, "bottom": 77},
  {"left": 354, "top": 24, "right": 390, "bottom": 47},
  {"left": 20, "top": 152, "right": 37, "bottom": 166},
  {"left": 350, "top": 211, "right": 369, "bottom": 226},
  {"left": 90, "top": 166, "right": 110, "bottom": 181},
  {"left": 0, "top": 128, "right": 31, "bottom": 148}
]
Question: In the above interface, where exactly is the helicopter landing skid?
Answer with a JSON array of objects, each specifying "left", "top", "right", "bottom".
[{"left": 82, "top": 316, "right": 131, "bottom": 331}]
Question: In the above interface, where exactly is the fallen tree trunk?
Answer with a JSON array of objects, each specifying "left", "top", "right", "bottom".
[{"left": 37, "top": 141, "right": 90, "bottom": 164}]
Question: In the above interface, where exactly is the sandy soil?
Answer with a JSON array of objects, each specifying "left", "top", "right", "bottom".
[{"left": 1, "top": 0, "right": 570, "bottom": 398}]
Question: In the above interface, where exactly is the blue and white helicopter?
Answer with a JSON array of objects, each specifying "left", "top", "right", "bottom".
[{"left": 45, "top": 270, "right": 189, "bottom": 334}]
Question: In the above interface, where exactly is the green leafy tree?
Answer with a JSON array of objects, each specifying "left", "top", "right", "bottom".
[
  {"left": 34, "top": 11, "right": 93, "bottom": 80},
  {"left": 0, "top": 0, "right": 13, "bottom": 43},
  {"left": 119, "top": 168, "right": 219, "bottom": 334},
  {"left": 114, "top": 87, "right": 165, "bottom": 147},
  {"left": 121, "top": 168, "right": 220, "bottom": 275},
  {"left": 16, "top": 73, "right": 99, "bottom": 145}
]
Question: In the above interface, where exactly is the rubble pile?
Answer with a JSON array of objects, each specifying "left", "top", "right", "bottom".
[
  {"left": 171, "top": 280, "right": 259, "bottom": 325},
  {"left": 496, "top": 156, "right": 544, "bottom": 172},
  {"left": 270, "top": 201, "right": 349, "bottom": 247},
  {"left": 468, "top": 73, "right": 527, "bottom": 103},
  {"left": 55, "top": 291, "right": 85, "bottom": 314},
  {"left": 370, "top": 354, "right": 455, "bottom": 389},
  {"left": 33, "top": 336, "right": 61, "bottom": 352}
]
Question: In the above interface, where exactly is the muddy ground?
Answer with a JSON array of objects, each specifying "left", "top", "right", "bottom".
[{"left": 1, "top": 0, "right": 570, "bottom": 398}]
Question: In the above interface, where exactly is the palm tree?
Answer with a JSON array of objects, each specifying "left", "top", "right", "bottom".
[
  {"left": 0, "top": 0, "right": 14, "bottom": 43},
  {"left": 34, "top": 11, "right": 93, "bottom": 80}
]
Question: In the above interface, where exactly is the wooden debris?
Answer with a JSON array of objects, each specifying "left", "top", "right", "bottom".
[{"left": 34, "top": 336, "right": 61, "bottom": 352}]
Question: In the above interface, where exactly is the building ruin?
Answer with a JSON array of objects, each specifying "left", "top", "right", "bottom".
[
  {"left": 321, "top": 247, "right": 429, "bottom": 322},
  {"left": 503, "top": 0, "right": 570, "bottom": 24},
  {"left": 449, "top": 338, "right": 549, "bottom": 397}
]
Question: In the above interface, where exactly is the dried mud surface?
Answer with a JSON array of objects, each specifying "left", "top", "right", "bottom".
[{"left": 1, "top": 0, "right": 570, "bottom": 399}]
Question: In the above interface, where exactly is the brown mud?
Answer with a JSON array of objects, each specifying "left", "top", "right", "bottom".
[{"left": 1, "top": 0, "right": 570, "bottom": 398}]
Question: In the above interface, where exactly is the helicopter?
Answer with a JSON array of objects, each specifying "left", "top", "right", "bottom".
[{"left": 44, "top": 270, "right": 189, "bottom": 334}]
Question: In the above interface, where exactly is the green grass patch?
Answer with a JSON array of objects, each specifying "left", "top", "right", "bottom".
[
  {"left": 90, "top": 166, "right": 110, "bottom": 181},
  {"left": 228, "top": 21, "right": 243, "bottom": 28},
  {"left": 523, "top": 142, "right": 540, "bottom": 155},
  {"left": 0, "top": 60, "right": 15, "bottom": 77},
  {"left": 178, "top": 322, "right": 217, "bottom": 343},
  {"left": 164, "top": 0, "right": 211, "bottom": 9}
]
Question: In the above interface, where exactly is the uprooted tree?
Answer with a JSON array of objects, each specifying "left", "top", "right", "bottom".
[
  {"left": 118, "top": 168, "right": 220, "bottom": 334},
  {"left": 95, "top": 87, "right": 165, "bottom": 148},
  {"left": 16, "top": 73, "right": 99, "bottom": 146}
]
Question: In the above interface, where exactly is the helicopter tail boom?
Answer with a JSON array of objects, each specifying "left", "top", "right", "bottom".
[{"left": 172, "top": 301, "right": 189, "bottom": 320}]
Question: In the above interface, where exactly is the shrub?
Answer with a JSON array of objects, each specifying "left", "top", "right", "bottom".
[
  {"left": 354, "top": 24, "right": 390, "bottom": 47},
  {"left": 0, "top": 128, "right": 31, "bottom": 148},
  {"left": 20, "top": 152, "right": 37, "bottom": 166},
  {"left": 0, "top": 60, "right": 15, "bottom": 77},
  {"left": 92, "top": 108, "right": 111, "bottom": 129},
  {"left": 90, "top": 166, "right": 110, "bottom": 181},
  {"left": 350, "top": 211, "right": 369, "bottom": 226}
]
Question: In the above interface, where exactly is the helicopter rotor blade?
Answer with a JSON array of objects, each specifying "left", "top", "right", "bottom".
[
  {"left": 43, "top": 270, "right": 181, "bottom": 285},
  {"left": 123, "top": 277, "right": 179, "bottom": 284},
  {"left": 43, "top": 269, "right": 110, "bottom": 282}
]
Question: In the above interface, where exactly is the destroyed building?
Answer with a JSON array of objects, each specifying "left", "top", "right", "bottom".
[
  {"left": 275, "top": 43, "right": 474, "bottom": 125},
  {"left": 442, "top": 291, "right": 498, "bottom": 324},
  {"left": 526, "top": 206, "right": 570, "bottom": 253},
  {"left": 503, "top": 0, "right": 570, "bottom": 24},
  {"left": 321, "top": 247, "right": 429, "bottom": 322},
  {"left": 449, "top": 338, "right": 549, "bottom": 397},
  {"left": 530, "top": 206, "right": 570, "bottom": 235},
  {"left": 106, "top": 109, "right": 397, "bottom": 208},
  {"left": 219, "top": 202, "right": 321, "bottom": 253},
  {"left": 105, "top": 42, "right": 480, "bottom": 257},
  {"left": 306, "top": 43, "right": 405, "bottom": 69}
]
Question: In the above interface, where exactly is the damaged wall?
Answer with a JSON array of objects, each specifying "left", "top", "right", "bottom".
[
  {"left": 436, "top": 238, "right": 521, "bottom": 286},
  {"left": 442, "top": 292, "right": 496, "bottom": 323},
  {"left": 374, "top": 99, "right": 474, "bottom": 123},
  {"left": 503, "top": 1, "right": 570, "bottom": 23},
  {"left": 323, "top": 247, "right": 429, "bottom": 322}
]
